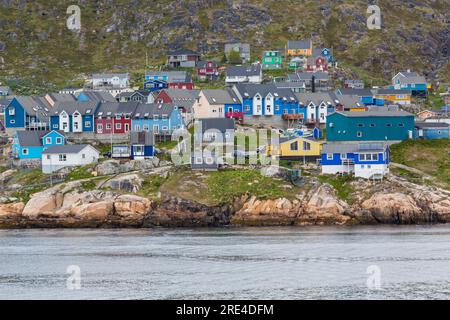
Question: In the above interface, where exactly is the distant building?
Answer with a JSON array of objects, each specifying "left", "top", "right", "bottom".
[
  {"left": 286, "top": 39, "right": 313, "bottom": 57},
  {"left": 391, "top": 71, "right": 429, "bottom": 97},
  {"left": 335, "top": 88, "right": 375, "bottom": 105},
  {"left": 196, "top": 61, "right": 219, "bottom": 80},
  {"left": 130, "top": 131, "right": 155, "bottom": 159},
  {"left": 144, "top": 71, "right": 194, "bottom": 92},
  {"left": 12, "top": 130, "right": 66, "bottom": 160},
  {"left": 192, "top": 89, "right": 241, "bottom": 121},
  {"left": 414, "top": 122, "right": 449, "bottom": 140},
  {"left": 373, "top": 89, "right": 412, "bottom": 106},
  {"left": 92, "top": 73, "right": 130, "bottom": 90},
  {"left": 0, "top": 86, "right": 10, "bottom": 97},
  {"left": 262, "top": 50, "right": 283, "bottom": 69},
  {"left": 167, "top": 49, "right": 200, "bottom": 68},
  {"left": 225, "top": 64, "right": 262, "bottom": 84},
  {"left": 5, "top": 96, "right": 52, "bottom": 133},
  {"left": 225, "top": 43, "right": 251, "bottom": 64},
  {"left": 344, "top": 80, "right": 365, "bottom": 89},
  {"left": 42, "top": 144, "right": 100, "bottom": 173},
  {"left": 286, "top": 72, "right": 330, "bottom": 92}
]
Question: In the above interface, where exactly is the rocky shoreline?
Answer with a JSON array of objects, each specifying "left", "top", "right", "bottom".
[{"left": 0, "top": 168, "right": 449, "bottom": 228}]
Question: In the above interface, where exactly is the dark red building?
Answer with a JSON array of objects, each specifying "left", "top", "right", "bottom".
[{"left": 196, "top": 61, "right": 219, "bottom": 80}]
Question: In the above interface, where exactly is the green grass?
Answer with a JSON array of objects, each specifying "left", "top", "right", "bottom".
[
  {"left": 390, "top": 139, "right": 450, "bottom": 189},
  {"left": 66, "top": 165, "right": 95, "bottom": 181},
  {"left": 205, "top": 169, "right": 296, "bottom": 204},
  {"left": 139, "top": 175, "right": 167, "bottom": 199},
  {"left": 317, "top": 175, "right": 355, "bottom": 203}
]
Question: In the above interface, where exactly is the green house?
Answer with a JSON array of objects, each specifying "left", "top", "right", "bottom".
[
  {"left": 262, "top": 50, "right": 283, "bottom": 69},
  {"left": 326, "top": 110, "right": 415, "bottom": 142}
]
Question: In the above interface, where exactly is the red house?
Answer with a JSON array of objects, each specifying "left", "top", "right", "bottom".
[
  {"left": 196, "top": 61, "right": 219, "bottom": 80},
  {"left": 306, "top": 56, "right": 328, "bottom": 72},
  {"left": 95, "top": 102, "right": 139, "bottom": 134}
]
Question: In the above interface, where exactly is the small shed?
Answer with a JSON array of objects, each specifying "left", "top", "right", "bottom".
[{"left": 130, "top": 131, "right": 155, "bottom": 160}]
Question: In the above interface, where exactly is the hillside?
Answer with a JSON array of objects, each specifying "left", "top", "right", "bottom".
[{"left": 0, "top": 0, "right": 449, "bottom": 91}]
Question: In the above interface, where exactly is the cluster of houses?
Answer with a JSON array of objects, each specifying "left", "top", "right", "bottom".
[{"left": 1, "top": 40, "right": 448, "bottom": 178}]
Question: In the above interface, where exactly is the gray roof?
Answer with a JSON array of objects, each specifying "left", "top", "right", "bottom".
[
  {"left": 145, "top": 71, "right": 191, "bottom": 83},
  {"left": 53, "top": 100, "right": 98, "bottom": 115},
  {"left": 46, "top": 93, "right": 76, "bottom": 103},
  {"left": 197, "top": 61, "right": 218, "bottom": 68},
  {"left": 77, "top": 91, "right": 117, "bottom": 102},
  {"left": 287, "top": 39, "right": 312, "bottom": 50},
  {"left": 197, "top": 118, "right": 235, "bottom": 134},
  {"left": 396, "top": 71, "right": 427, "bottom": 84},
  {"left": 226, "top": 64, "right": 261, "bottom": 77},
  {"left": 335, "top": 110, "right": 413, "bottom": 117},
  {"left": 275, "top": 82, "right": 306, "bottom": 89},
  {"left": 42, "top": 144, "right": 97, "bottom": 154},
  {"left": 202, "top": 89, "right": 240, "bottom": 105},
  {"left": 13, "top": 96, "right": 52, "bottom": 120},
  {"left": 234, "top": 83, "right": 297, "bottom": 101},
  {"left": 322, "top": 142, "right": 386, "bottom": 154},
  {"left": 130, "top": 131, "right": 154, "bottom": 145},
  {"left": 414, "top": 122, "right": 449, "bottom": 129},
  {"left": 337, "top": 88, "right": 373, "bottom": 96},
  {"left": 288, "top": 72, "right": 328, "bottom": 81},
  {"left": 165, "top": 89, "right": 199, "bottom": 100},
  {"left": 295, "top": 92, "right": 338, "bottom": 106},
  {"left": 15, "top": 130, "right": 51, "bottom": 147},
  {"left": 133, "top": 103, "right": 178, "bottom": 118},
  {"left": 95, "top": 101, "right": 139, "bottom": 117},
  {"left": 335, "top": 95, "right": 362, "bottom": 107}
]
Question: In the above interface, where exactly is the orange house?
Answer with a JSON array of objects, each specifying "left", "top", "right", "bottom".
[{"left": 286, "top": 39, "right": 313, "bottom": 57}]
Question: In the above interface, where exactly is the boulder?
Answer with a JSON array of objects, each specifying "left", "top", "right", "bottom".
[
  {"left": 102, "top": 174, "right": 143, "bottom": 193},
  {"left": 95, "top": 160, "right": 122, "bottom": 175},
  {"left": 70, "top": 201, "right": 114, "bottom": 220},
  {"left": 0, "top": 169, "right": 17, "bottom": 184},
  {"left": 114, "top": 195, "right": 151, "bottom": 217},
  {"left": 361, "top": 193, "right": 424, "bottom": 223},
  {"left": 0, "top": 202, "right": 24, "bottom": 218}
]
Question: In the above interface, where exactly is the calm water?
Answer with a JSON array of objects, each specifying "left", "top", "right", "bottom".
[{"left": 1, "top": 226, "right": 450, "bottom": 300}]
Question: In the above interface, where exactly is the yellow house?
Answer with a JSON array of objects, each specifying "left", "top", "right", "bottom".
[
  {"left": 267, "top": 136, "right": 323, "bottom": 161},
  {"left": 374, "top": 89, "right": 412, "bottom": 105},
  {"left": 286, "top": 39, "right": 313, "bottom": 57}
]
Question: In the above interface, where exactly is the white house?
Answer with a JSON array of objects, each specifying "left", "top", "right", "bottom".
[
  {"left": 92, "top": 73, "right": 130, "bottom": 89},
  {"left": 225, "top": 64, "right": 262, "bottom": 84},
  {"left": 42, "top": 144, "right": 100, "bottom": 173}
]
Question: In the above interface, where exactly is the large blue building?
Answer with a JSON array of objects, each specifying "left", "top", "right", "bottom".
[
  {"left": 326, "top": 110, "right": 415, "bottom": 142},
  {"left": 132, "top": 103, "right": 185, "bottom": 134}
]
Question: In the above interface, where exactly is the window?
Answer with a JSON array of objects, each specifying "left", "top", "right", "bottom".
[
  {"left": 85, "top": 121, "right": 91, "bottom": 128},
  {"left": 106, "top": 124, "right": 111, "bottom": 129},
  {"left": 22, "top": 148, "right": 28, "bottom": 155},
  {"left": 357, "top": 131, "right": 362, "bottom": 137},
  {"left": 341, "top": 153, "right": 347, "bottom": 160},
  {"left": 46, "top": 137, "right": 52, "bottom": 144},
  {"left": 372, "top": 154, "right": 379, "bottom": 161},
  {"left": 386, "top": 123, "right": 392, "bottom": 127},
  {"left": 116, "top": 123, "right": 122, "bottom": 130},
  {"left": 290, "top": 141, "right": 298, "bottom": 151},
  {"left": 357, "top": 124, "right": 364, "bottom": 127},
  {"left": 46, "top": 155, "right": 50, "bottom": 160},
  {"left": 370, "top": 124, "right": 376, "bottom": 127},
  {"left": 398, "top": 123, "right": 404, "bottom": 127},
  {"left": 326, "top": 154, "right": 333, "bottom": 160},
  {"left": 10, "top": 120, "right": 15, "bottom": 124},
  {"left": 162, "top": 126, "right": 169, "bottom": 131},
  {"left": 115, "top": 115, "right": 122, "bottom": 120},
  {"left": 8, "top": 108, "right": 15, "bottom": 116},
  {"left": 97, "top": 124, "right": 103, "bottom": 131},
  {"left": 56, "top": 137, "right": 62, "bottom": 144},
  {"left": 135, "top": 125, "right": 141, "bottom": 131},
  {"left": 59, "top": 154, "right": 67, "bottom": 162},
  {"left": 143, "top": 125, "right": 149, "bottom": 131},
  {"left": 53, "top": 124, "right": 58, "bottom": 129},
  {"left": 82, "top": 154, "right": 86, "bottom": 159},
  {"left": 303, "top": 141, "right": 311, "bottom": 151}
]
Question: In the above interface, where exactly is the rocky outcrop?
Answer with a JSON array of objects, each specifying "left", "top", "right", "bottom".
[
  {"left": 0, "top": 172, "right": 449, "bottom": 228},
  {"left": 101, "top": 174, "right": 143, "bottom": 193}
]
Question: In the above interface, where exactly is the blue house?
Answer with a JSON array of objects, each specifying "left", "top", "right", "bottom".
[
  {"left": 391, "top": 71, "right": 428, "bottom": 97},
  {"left": 321, "top": 142, "right": 390, "bottom": 179},
  {"left": 335, "top": 88, "right": 375, "bottom": 105},
  {"left": 414, "top": 122, "right": 449, "bottom": 140},
  {"left": 50, "top": 101, "right": 99, "bottom": 133},
  {"left": 5, "top": 96, "right": 52, "bottom": 133},
  {"left": 12, "top": 130, "right": 66, "bottom": 160},
  {"left": 232, "top": 83, "right": 302, "bottom": 127},
  {"left": 326, "top": 110, "right": 415, "bottom": 142},
  {"left": 132, "top": 103, "right": 185, "bottom": 134},
  {"left": 144, "top": 71, "right": 193, "bottom": 92},
  {"left": 76, "top": 91, "right": 116, "bottom": 103},
  {"left": 130, "top": 131, "right": 155, "bottom": 159}
]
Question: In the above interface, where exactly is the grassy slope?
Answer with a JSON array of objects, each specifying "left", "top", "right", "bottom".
[
  {"left": 390, "top": 139, "right": 450, "bottom": 189},
  {"left": 0, "top": 0, "right": 448, "bottom": 93}
]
